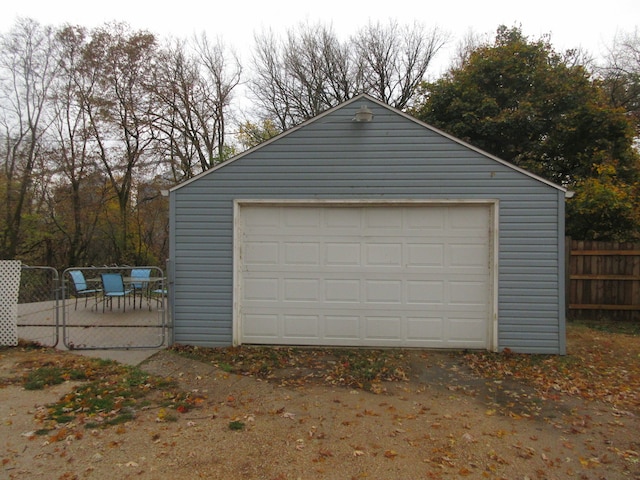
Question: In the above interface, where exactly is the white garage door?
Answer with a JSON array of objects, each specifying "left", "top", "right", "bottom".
[{"left": 236, "top": 202, "right": 494, "bottom": 349}]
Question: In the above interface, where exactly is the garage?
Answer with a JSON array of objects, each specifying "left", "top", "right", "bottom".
[
  {"left": 236, "top": 201, "right": 496, "bottom": 349},
  {"left": 168, "top": 94, "right": 569, "bottom": 354}
]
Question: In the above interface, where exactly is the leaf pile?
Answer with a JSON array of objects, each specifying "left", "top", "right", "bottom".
[
  {"left": 463, "top": 324, "right": 640, "bottom": 411},
  {"left": 170, "top": 345, "right": 409, "bottom": 392}
]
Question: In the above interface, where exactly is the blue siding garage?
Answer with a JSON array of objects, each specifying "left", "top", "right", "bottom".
[{"left": 168, "top": 94, "right": 568, "bottom": 354}]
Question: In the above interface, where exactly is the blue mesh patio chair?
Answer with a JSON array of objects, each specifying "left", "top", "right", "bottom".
[
  {"left": 69, "top": 270, "right": 101, "bottom": 310},
  {"left": 100, "top": 273, "right": 133, "bottom": 312},
  {"left": 150, "top": 285, "right": 168, "bottom": 309},
  {"left": 130, "top": 268, "right": 152, "bottom": 309}
]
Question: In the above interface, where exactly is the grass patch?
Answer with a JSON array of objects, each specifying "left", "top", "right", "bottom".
[
  {"left": 6, "top": 352, "right": 199, "bottom": 435},
  {"left": 229, "top": 420, "right": 245, "bottom": 431},
  {"left": 23, "top": 367, "right": 67, "bottom": 390},
  {"left": 23, "top": 366, "right": 90, "bottom": 390},
  {"left": 569, "top": 319, "right": 640, "bottom": 336}
]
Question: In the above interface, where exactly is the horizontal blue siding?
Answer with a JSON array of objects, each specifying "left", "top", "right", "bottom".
[{"left": 169, "top": 98, "right": 565, "bottom": 353}]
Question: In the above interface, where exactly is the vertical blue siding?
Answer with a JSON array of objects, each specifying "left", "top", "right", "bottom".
[{"left": 169, "top": 97, "right": 566, "bottom": 353}]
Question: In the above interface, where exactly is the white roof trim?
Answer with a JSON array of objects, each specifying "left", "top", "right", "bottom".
[{"left": 171, "top": 93, "right": 566, "bottom": 194}]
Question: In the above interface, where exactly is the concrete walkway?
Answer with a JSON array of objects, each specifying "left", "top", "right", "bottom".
[{"left": 67, "top": 347, "right": 164, "bottom": 366}]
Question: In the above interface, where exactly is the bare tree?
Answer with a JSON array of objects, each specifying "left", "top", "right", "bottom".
[
  {"left": 601, "top": 28, "right": 640, "bottom": 137},
  {"left": 250, "top": 23, "right": 358, "bottom": 130},
  {"left": 79, "top": 22, "right": 160, "bottom": 262},
  {"left": 251, "top": 28, "right": 303, "bottom": 131},
  {"left": 45, "top": 25, "right": 107, "bottom": 267},
  {"left": 0, "top": 18, "right": 59, "bottom": 259},
  {"left": 353, "top": 20, "right": 448, "bottom": 109},
  {"left": 250, "top": 21, "right": 447, "bottom": 128},
  {"left": 193, "top": 33, "right": 241, "bottom": 167},
  {"left": 153, "top": 35, "right": 241, "bottom": 180}
]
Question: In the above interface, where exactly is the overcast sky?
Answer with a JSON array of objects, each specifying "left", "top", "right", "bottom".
[{"left": 2, "top": 0, "right": 638, "bottom": 76}]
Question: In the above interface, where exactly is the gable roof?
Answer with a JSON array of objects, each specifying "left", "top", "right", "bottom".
[{"left": 171, "top": 94, "right": 567, "bottom": 194}]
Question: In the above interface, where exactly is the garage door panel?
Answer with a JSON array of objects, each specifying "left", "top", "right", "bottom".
[
  {"left": 405, "top": 208, "right": 446, "bottom": 229},
  {"left": 449, "top": 244, "right": 488, "bottom": 268},
  {"left": 283, "top": 278, "right": 320, "bottom": 301},
  {"left": 366, "top": 243, "right": 403, "bottom": 266},
  {"left": 238, "top": 204, "right": 492, "bottom": 349},
  {"left": 283, "top": 242, "right": 320, "bottom": 265},
  {"left": 366, "top": 208, "right": 403, "bottom": 229},
  {"left": 326, "top": 243, "right": 361, "bottom": 265},
  {"left": 244, "top": 241, "right": 279, "bottom": 265},
  {"left": 283, "top": 315, "right": 319, "bottom": 338},
  {"left": 364, "top": 316, "right": 403, "bottom": 341},
  {"left": 365, "top": 280, "right": 402, "bottom": 303},
  {"left": 406, "top": 280, "right": 445, "bottom": 304},
  {"left": 243, "top": 207, "right": 280, "bottom": 227},
  {"left": 244, "top": 278, "right": 278, "bottom": 301},
  {"left": 448, "top": 317, "right": 487, "bottom": 343},
  {"left": 407, "top": 317, "right": 444, "bottom": 340},
  {"left": 325, "top": 315, "right": 360, "bottom": 339},
  {"left": 325, "top": 208, "right": 362, "bottom": 229},
  {"left": 243, "top": 314, "right": 279, "bottom": 339},
  {"left": 450, "top": 206, "right": 489, "bottom": 228},
  {"left": 407, "top": 244, "right": 445, "bottom": 267},
  {"left": 284, "top": 207, "right": 321, "bottom": 228},
  {"left": 325, "top": 279, "right": 360, "bottom": 302},
  {"left": 449, "top": 280, "right": 489, "bottom": 305}
]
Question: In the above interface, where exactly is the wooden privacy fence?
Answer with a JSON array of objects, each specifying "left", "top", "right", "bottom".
[{"left": 567, "top": 238, "right": 640, "bottom": 321}]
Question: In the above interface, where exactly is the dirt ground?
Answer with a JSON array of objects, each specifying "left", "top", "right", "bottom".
[{"left": 1, "top": 328, "right": 639, "bottom": 480}]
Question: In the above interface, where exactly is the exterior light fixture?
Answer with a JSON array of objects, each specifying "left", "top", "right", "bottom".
[{"left": 353, "top": 105, "right": 373, "bottom": 122}]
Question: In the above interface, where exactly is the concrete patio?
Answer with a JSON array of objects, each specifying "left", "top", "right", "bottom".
[{"left": 16, "top": 296, "right": 170, "bottom": 365}]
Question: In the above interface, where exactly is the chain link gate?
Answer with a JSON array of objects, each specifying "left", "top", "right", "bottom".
[
  {"left": 15, "top": 265, "right": 169, "bottom": 350},
  {"left": 61, "top": 266, "right": 169, "bottom": 350},
  {"left": 17, "top": 265, "right": 60, "bottom": 348}
]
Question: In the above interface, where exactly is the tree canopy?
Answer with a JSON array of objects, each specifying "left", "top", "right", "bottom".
[
  {"left": 250, "top": 21, "right": 447, "bottom": 131},
  {"left": 0, "top": 18, "right": 446, "bottom": 267},
  {"left": 410, "top": 26, "right": 640, "bottom": 240},
  {"left": 1, "top": 19, "right": 639, "bottom": 269}
]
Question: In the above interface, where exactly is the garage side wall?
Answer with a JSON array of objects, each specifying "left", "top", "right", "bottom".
[{"left": 170, "top": 102, "right": 565, "bottom": 354}]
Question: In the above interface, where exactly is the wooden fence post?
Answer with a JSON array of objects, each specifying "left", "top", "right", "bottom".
[{"left": 567, "top": 239, "right": 640, "bottom": 321}]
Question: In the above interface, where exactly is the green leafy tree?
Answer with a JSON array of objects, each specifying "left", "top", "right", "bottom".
[
  {"left": 566, "top": 164, "right": 639, "bottom": 240},
  {"left": 237, "top": 119, "right": 281, "bottom": 150},
  {"left": 410, "top": 26, "right": 640, "bottom": 240}
]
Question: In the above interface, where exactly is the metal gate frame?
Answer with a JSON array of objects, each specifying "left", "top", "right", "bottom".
[
  {"left": 17, "top": 265, "right": 60, "bottom": 348},
  {"left": 60, "top": 266, "right": 169, "bottom": 350}
]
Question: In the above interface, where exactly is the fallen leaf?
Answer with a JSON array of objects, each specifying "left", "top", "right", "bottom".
[{"left": 462, "top": 433, "right": 474, "bottom": 443}]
